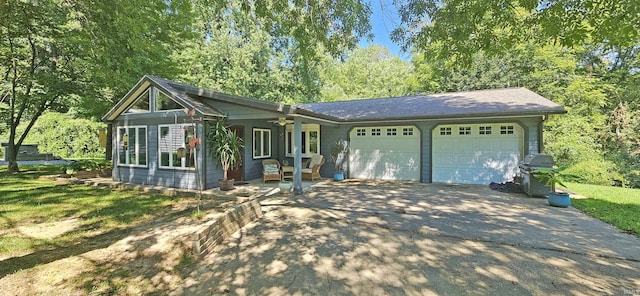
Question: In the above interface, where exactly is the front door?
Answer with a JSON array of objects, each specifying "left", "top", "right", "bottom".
[{"left": 227, "top": 127, "right": 243, "bottom": 181}]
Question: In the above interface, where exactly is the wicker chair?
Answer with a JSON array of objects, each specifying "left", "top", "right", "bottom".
[
  {"left": 262, "top": 159, "right": 282, "bottom": 183},
  {"left": 302, "top": 154, "right": 324, "bottom": 181}
]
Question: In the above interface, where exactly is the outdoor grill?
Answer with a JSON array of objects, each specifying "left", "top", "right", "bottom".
[{"left": 519, "top": 154, "right": 555, "bottom": 197}]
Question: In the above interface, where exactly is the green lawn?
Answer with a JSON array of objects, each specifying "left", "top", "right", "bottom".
[
  {"left": 568, "top": 182, "right": 640, "bottom": 237},
  {"left": 0, "top": 164, "right": 188, "bottom": 266}
]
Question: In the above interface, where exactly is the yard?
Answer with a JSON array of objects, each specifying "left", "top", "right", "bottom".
[
  {"left": 568, "top": 182, "right": 640, "bottom": 237},
  {"left": 0, "top": 165, "right": 232, "bottom": 294}
]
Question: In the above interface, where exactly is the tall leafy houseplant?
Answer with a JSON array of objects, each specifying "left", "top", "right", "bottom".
[
  {"left": 206, "top": 119, "right": 244, "bottom": 190},
  {"left": 532, "top": 168, "right": 579, "bottom": 208},
  {"left": 330, "top": 139, "right": 348, "bottom": 181}
]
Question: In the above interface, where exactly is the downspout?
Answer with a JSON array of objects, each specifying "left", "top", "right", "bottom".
[{"left": 539, "top": 115, "right": 547, "bottom": 153}]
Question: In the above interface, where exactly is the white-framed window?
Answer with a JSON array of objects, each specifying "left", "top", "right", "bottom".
[
  {"left": 126, "top": 89, "right": 150, "bottom": 114},
  {"left": 155, "top": 89, "right": 183, "bottom": 111},
  {"left": 286, "top": 124, "right": 320, "bottom": 157},
  {"left": 386, "top": 128, "right": 397, "bottom": 136},
  {"left": 371, "top": 128, "right": 381, "bottom": 136},
  {"left": 253, "top": 128, "right": 271, "bottom": 159},
  {"left": 479, "top": 126, "right": 492, "bottom": 135},
  {"left": 158, "top": 124, "right": 197, "bottom": 169},
  {"left": 459, "top": 126, "right": 471, "bottom": 135},
  {"left": 117, "top": 126, "right": 147, "bottom": 166},
  {"left": 403, "top": 127, "right": 414, "bottom": 136},
  {"left": 439, "top": 127, "right": 452, "bottom": 135},
  {"left": 356, "top": 128, "right": 366, "bottom": 136},
  {"left": 500, "top": 125, "right": 515, "bottom": 135}
]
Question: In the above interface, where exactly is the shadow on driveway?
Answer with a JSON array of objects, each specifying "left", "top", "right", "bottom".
[{"left": 176, "top": 181, "right": 640, "bottom": 295}]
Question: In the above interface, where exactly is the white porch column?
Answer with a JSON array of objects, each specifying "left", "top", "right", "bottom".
[{"left": 293, "top": 116, "right": 303, "bottom": 195}]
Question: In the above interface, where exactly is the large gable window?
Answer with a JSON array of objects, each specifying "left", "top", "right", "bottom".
[
  {"left": 117, "top": 126, "right": 147, "bottom": 166},
  {"left": 156, "top": 90, "right": 183, "bottom": 111},
  {"left": 159, "top": 124, "right": 197, "bottom": 169},
  {"left": 126, "top": 89, "right": 150, "bottom": 114},
  {"left": 285, "top": 124, "right": 320, "bottom": 157},
  {"left": 253, "top": 128, "right": 271, "bottom": 159}
]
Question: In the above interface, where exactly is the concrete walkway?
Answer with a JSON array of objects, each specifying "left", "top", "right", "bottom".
[{"left": 175, "top": 181, "right": 640, "bottom": 295}]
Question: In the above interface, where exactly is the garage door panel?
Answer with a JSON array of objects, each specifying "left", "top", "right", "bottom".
[
  {"left": 349, "top": 126, "right": 420, "bottom": 181},
  {"left": 432, "top": 123, "right": 523, "bottom": 184}
]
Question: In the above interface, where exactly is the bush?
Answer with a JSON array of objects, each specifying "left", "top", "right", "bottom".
[
  {"left": 63, "top": 159, "right": 111, "bottom": 174},
  {"left": 563, "top": 159, "right": 623, "bottom": 186}
]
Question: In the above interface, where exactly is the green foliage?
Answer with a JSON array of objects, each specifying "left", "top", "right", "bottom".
[
  {"left": 319, "top": 45, "right": 414, "bottom": 101},
  {"left": 329, "top": 140, "right": 348, "bottom": 172},
  {"left": 19, "top": 112, "right": 106, "bottom": 159},
  {"left": 63, "top": 159, "right": 112, "bottom": 175},
  {"left": 532, "top": 168, "right": 580, "bottom": 193},
  {"left": 205, "top": 119, "right": 244, "bottom": 180},
  {"left": 562, "top": 159, "right": 622, "bottom": 187},
  {"left": 393, "top": 0, "right": 640, "bottom": 63}
]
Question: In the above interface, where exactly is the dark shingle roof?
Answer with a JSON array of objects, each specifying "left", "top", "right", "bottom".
[{"left": 295, "top": 87, "right": 566, "bottom": 122}]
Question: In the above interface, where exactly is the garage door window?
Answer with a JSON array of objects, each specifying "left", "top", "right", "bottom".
[
  {"left": 479, "top": 126, "right": 492, "bottom": 135},
  {"left": 386, "top": 128, "right": 397, "bottom": 136},
  {"left": 459, "top": 126, "right": 471, "bottom": 135},
  {"left": 371, "top": 128, "right": 381, "bottom": 136},
  {"left": 403, "top": 127, "right": 414, "bottom": 136},
  {"left": 501, "top": 125, "right": 515, "bottom": 134},
  {"left": 356, "top": 129, "right": 366, "bottom": 136},
  {"left": 440, "top": 127, "right": 452, "bottom": 135}
]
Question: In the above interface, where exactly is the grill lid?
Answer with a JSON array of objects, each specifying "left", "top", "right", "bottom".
[{"left": 521, "top": 154, "right": 554, "bottom": 168}]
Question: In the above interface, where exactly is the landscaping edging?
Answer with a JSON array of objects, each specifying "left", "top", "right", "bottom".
[{"left": 191, "top": 198, "right": 263, "bottom": 258}]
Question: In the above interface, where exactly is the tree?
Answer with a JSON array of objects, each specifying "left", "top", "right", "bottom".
[
  {"left": 392, "top": 0, "right": 640, "bottom": 63},
  {"left": 1, "top": 0, "right": 192, "bottom": 173},
  {"left": 319, "top": 45, "right": 414, "bottom": 101}
]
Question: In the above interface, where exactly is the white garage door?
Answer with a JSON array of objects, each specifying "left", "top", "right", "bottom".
[
  {"left": 349, "top": 126, "right": 420, "bottom": 181},
  {"left": 432, "top": 123, "right": 523, "bottom": 184}
]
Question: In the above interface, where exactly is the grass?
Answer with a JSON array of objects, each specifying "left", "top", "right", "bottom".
[
  {"left": 0, "top": 164, "right": 188, "bottom": 265},
  {"left": 568, "top": 182, "right": 640, "bottom": 237}
]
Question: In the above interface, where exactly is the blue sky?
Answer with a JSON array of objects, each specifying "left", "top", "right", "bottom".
[{"left": 359, "top": 1, "right": 411, "bottom": 60}]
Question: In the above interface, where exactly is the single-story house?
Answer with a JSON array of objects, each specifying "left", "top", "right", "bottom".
[{"left": 102, "top": 75, "right": 565, "bottom": 191}]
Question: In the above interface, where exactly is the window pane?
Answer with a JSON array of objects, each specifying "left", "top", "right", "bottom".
[
  {"left": 263, "top": 131, "right": 270, "bottom": 157},
  {"left": 138, "top": 128, "right": 147, "bottom": 165},
  {"left": 301, "top": 131, "right": 306, "bottom": 154},
  {"left": 127, "top": 89, "right": 150, "bottom": 113},
  {"left": 286, "top": 131, "right": 292, "bottom": 155},
  {"left": 160, "top": 152, "right": 170, "bottom": 167},
  {"left": 128, "top": 128, "right": 136, "bottom": 164},
  {"left": 254, "top": 130, "right": 262, "bottom": 157},
  {"left": 118, "top": 128, "right": 127, "bottom": 164},
  {"left": 156, "top": 91, "right": 182, "bottom": 110},
  {"left": 309, "top": 131, "right": 318, "bottom": 154},
  {"left": 186, "top": 148, "right": 195, "bottom": 168},
  {"left": 159, "top": 127, "right": 171, "bottom": 167}
]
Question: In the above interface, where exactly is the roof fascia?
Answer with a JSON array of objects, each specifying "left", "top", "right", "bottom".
[{"left": 102, "top": 76, "right": 152, "bottom": 122}]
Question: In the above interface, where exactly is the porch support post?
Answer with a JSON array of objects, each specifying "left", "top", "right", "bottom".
[{"left": 293, "top": 116, "right": 303, "bottom": 195}]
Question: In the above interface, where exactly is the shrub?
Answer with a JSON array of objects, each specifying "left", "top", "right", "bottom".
[
  {"left": 63, "top": 159, "right": 111, "bottom": 174},
  {"left": 563, "top": 159, "right": 623, "bottom": 186}
]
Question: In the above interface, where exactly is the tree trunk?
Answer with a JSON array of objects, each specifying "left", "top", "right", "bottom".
[{"left": 6, "top": 142, "right": 19, "bottom": 173}]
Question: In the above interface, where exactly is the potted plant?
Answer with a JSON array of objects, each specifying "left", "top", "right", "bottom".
[
  {"left": 206, "top": 119, "right": 244, "bottom": 191},
  {"left": 329, "top": 139, "right": 348, "bottom": 181},
  {"left": 532, "top": 168, "right": 579, "bottom": 207}
]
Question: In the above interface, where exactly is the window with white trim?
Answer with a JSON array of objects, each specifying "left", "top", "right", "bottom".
[
  {"left": 286, "top": 124, "right": 320, "bottom": 157},
  {"left": 459, "top": 126, "right": 471, "bottom": 135},
  {"left": 500, "top": 125, "right": 515, "bottom": 135},
  {"left": 371, "top": 128, "right": 381, "bottom": 136},
  {"left": 440, "top": 127, "right": 452, "bottom": 135},
  {"left": 479, "top": 126, "right": 492, "bottom": 135},
  {"left": 159, "top": 124, "right": 197, "bottom": 169},
  {"left": 156, "top": 90, "right": 183, "bottom": 111},
  {"left": 117, "top": 126, "right": 147, "bottom": 166},
  {"left": 386, "top": 128, "right": 397, "bottom": 136},
  {"left": 253, "top": 128, "right": 271, "bottom": 159},
  {"left": 403, "top": 127, "right": 414, "bottom": 136},
  {"left": 356, "top": 128, "right": 366, "bottom": 136},
  {"left": 126, "top": 89, "right": 150, "bottom": 114}
]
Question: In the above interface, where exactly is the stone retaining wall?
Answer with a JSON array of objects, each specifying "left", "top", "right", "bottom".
[{"left": 191, "top": 198, "right": 263, "bottom": 258}]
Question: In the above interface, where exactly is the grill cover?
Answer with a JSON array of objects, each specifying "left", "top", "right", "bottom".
[{"left": 520, "top": 154, "right": 554, "bottom": 170}]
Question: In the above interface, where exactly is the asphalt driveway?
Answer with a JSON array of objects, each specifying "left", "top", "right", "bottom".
[{"left": 175, "top": 181, "right": 640, "bottom": 295}]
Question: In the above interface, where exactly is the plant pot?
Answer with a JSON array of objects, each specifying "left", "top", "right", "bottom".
[
  {"left": 548, "top": 192, "right": 571, "bottom": 208},
  {"left": 218, "top": 179, "right": 235, "bottom": 191},
  {"left": 279, "top": 181, "right": 292, "bottom": 194},
  {"left": 333, "top": 171, "right": 345, "bottom": 181}
]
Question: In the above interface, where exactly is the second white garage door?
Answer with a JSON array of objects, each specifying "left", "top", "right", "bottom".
[
  {"left": 349, "top": 126, "right": 420, "bottom": 181},
  {"left": 432, "top": 123, "right": 523, "bottom": 184}
]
